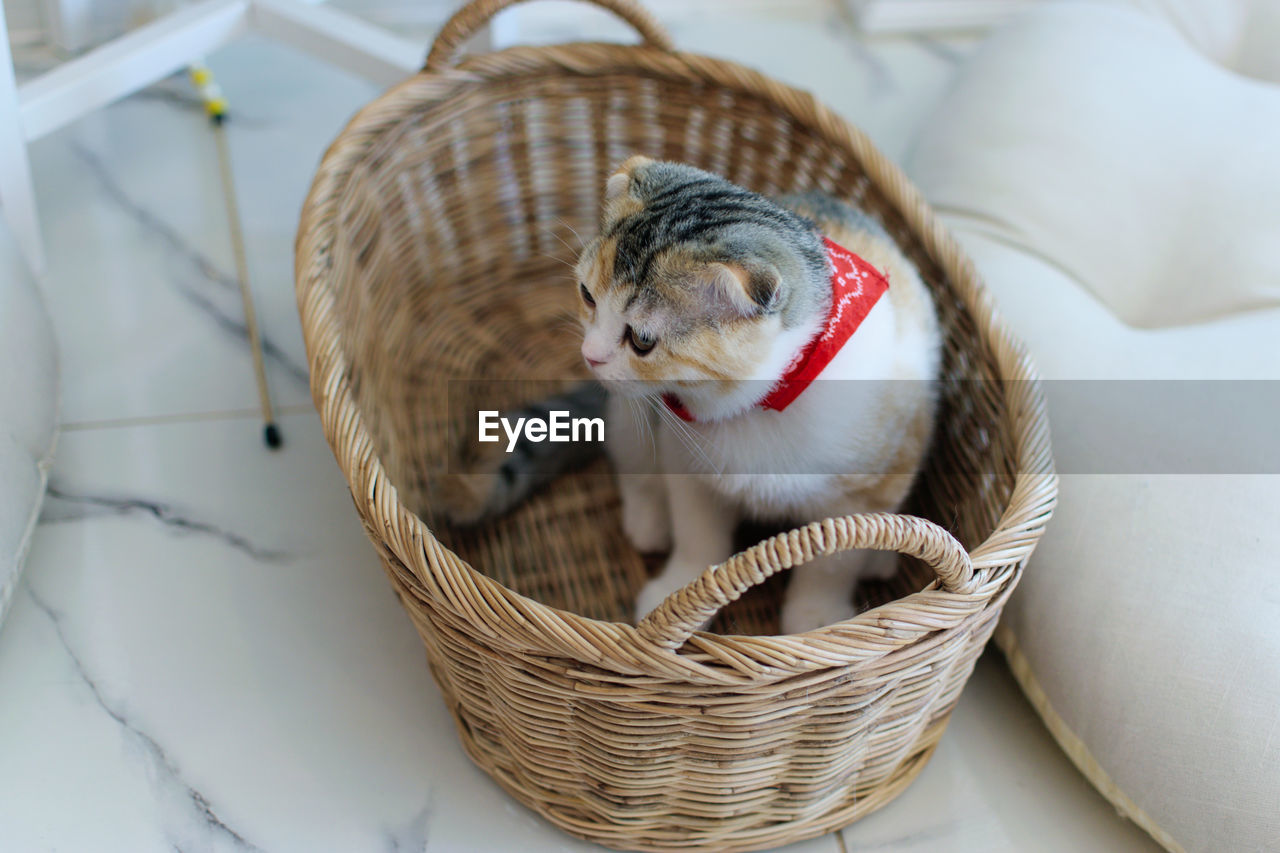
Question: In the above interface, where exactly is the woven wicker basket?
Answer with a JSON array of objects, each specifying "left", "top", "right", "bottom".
[{"left": 294, "top": 1, "right": 1057, "bottom": 849}]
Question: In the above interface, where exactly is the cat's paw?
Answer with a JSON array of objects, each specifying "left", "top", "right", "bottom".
[
  {"left": 435, "top": 471, "right": 502, "bottom": 526},
  {"left": 621, "top": 494, "right": 672, "bottom": 553},
  {"left": 632, "top": 566, "right": 712, "bottom": 629},
  {"left": 780, "top": 594, "right": 858, "bottom": 635},
  {"left": 433, "top": 438, "right": 515, "bottom": 525},
  {"left": 633, "top": 575, "right": 678, "bottom": 624}
]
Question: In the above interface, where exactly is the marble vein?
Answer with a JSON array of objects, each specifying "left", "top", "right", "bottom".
[
  {"left": 384, "top": 795, "right": 435, "bottom": 853},
  {"left": 914, "top": 36, "right": 966, "bottom": 65},
  {"left": 828, "top": 8, "right": 895, "bottom": 93},
  {"left": 23, "top": 587, "right": 266, "bottom": 853},
  {"left": 41, "top": 483, "right": 293, "bottom": 562},
  {"left": 842, "top": 817, "right": 967, "bottom": 851},
  {"left": 69, "top": 141, "right": 309, "bottom": 385}
]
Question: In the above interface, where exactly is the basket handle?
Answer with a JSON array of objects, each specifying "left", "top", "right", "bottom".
[
  {"left": 424, "top": 0, "right": 676, "bottom": 72},
  {"left": 635, "top": 513, "right": 975, "bottom": 650}
]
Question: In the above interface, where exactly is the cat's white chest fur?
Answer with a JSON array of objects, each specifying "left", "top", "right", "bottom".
[{"left": 660, "top": 298, "right": 920, "bottom": 516}]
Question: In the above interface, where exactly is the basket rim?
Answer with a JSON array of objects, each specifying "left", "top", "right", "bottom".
[{"left": 294, "top": 39, "right": 1058, "bottom": 685}]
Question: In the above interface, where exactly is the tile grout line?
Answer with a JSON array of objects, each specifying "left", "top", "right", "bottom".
[{"left": 60, "top": 403, "right": 316, "bottom": 432}]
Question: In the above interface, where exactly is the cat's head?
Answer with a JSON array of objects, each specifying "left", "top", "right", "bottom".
[{"left": 574, "top": 156, "right": 827, "bottom": 407}]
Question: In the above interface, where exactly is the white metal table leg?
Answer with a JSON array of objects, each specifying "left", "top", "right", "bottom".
[
  {"left": 252, "top": 0, "right": 422, "bottom": 87},
  {"left": 3, "top": 0, "right": 498, "bottom": 280},
  {"left": 40, "top": 0, "right": 94, "bottom": 53},
  {"left": 17, "top": 0, "right": 252, "bottom": 143},
  {"left": 0, "top": 0, "right": 45, "bottom": 276}
]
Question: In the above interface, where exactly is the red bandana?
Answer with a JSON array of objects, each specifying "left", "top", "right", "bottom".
[{"left": 663, "top": 237, "right": 889, "bottom": 422}]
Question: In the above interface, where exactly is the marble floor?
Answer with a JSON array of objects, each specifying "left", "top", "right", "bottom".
[{"left": 0, "top": 2, "right": 1160, "bottom": 851}]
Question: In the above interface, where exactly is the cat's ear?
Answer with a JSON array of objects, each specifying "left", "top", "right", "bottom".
[
  {"left": 605, "top": 155, "right": 655, "bottom": 201},
  {"left": 604, "top": 172, "right": 631, "bottom": 202},
  {"left": 701, "top": 262, "right": 780, "bottom": 316}
]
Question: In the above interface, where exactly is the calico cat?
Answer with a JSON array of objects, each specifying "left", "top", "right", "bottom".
[{"left": 445, "top": 156, "right": 940, "bottom": 634}]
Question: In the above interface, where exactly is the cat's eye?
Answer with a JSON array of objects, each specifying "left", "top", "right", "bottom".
[
  {"left": 579, "top": 283, "right": 595, "bottom": 307},
  {"left": 626, "top": 325, "right": 657, "bottom": 355}
]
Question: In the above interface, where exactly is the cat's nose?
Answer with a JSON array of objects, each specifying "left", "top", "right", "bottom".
[{"left": 581, "top": 342, "right": 608, "bottom": 367}]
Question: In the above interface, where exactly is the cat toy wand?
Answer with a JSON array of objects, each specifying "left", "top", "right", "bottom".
[{"left": 189, "top": 63, "right": 282, "bottom": 449}]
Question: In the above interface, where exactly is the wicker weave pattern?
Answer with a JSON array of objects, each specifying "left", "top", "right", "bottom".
[{"left": 294, "top": 2, "right": 1057, "bottom": 849}]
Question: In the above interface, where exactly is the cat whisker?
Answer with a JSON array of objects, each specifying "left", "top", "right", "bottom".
[
  {"left": 648, "top": 395, "right": 721, "bottom": 475},
  {"left": 554, "top": 218, "right": 585, "bottom": 248},
  {"left": 554, "top": 315, "right": 584, "bottom": 337},
  {"left": 545, "top": 222, "right": 585, "bottom": 259},
  {"left": 628, "top": 396, "right": 658, "bottom": 464},
  {"left": 536, "top": 250, "right": 579, "bottom": 271},
  {"left": 640, "top": 400, "right": 657, "bottom": 462}
]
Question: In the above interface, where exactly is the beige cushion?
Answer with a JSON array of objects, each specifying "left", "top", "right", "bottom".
[
  {"left": 909, "top": 1, "right": 1280, "bottom": 328},
  {"left": 952, "top": 233, "right": 1280, "bottom": 853},
  {"left": 999, "top": 473, "right": 1280, "bottom": 853},
  {"left": 908, "top": 2, "right": 1280, "bottom": 850},
  {"left": 1122, "top": 0, "right": 1280, "bottom": 80}
]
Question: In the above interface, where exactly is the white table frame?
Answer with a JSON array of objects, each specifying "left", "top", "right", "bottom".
[{"left": 0, "top": 0, "right": 480, "bottom": 276}]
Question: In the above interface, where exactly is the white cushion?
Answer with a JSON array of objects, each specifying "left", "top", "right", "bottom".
[
  {"left": 952, "top": 234, "right": 1280, "bottom": 853},
  {"left": 0, "top": 225, "right": 59, "bottom": 631},
  {"left": 909, "top": 0, "right": 1280, "bottom": 329},
  {"left": 908, "top": 3, "right": 1280, "bottom": 851},
  {"left": 1120, "top": 0, "right": 1280, "bottom": 80}
]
